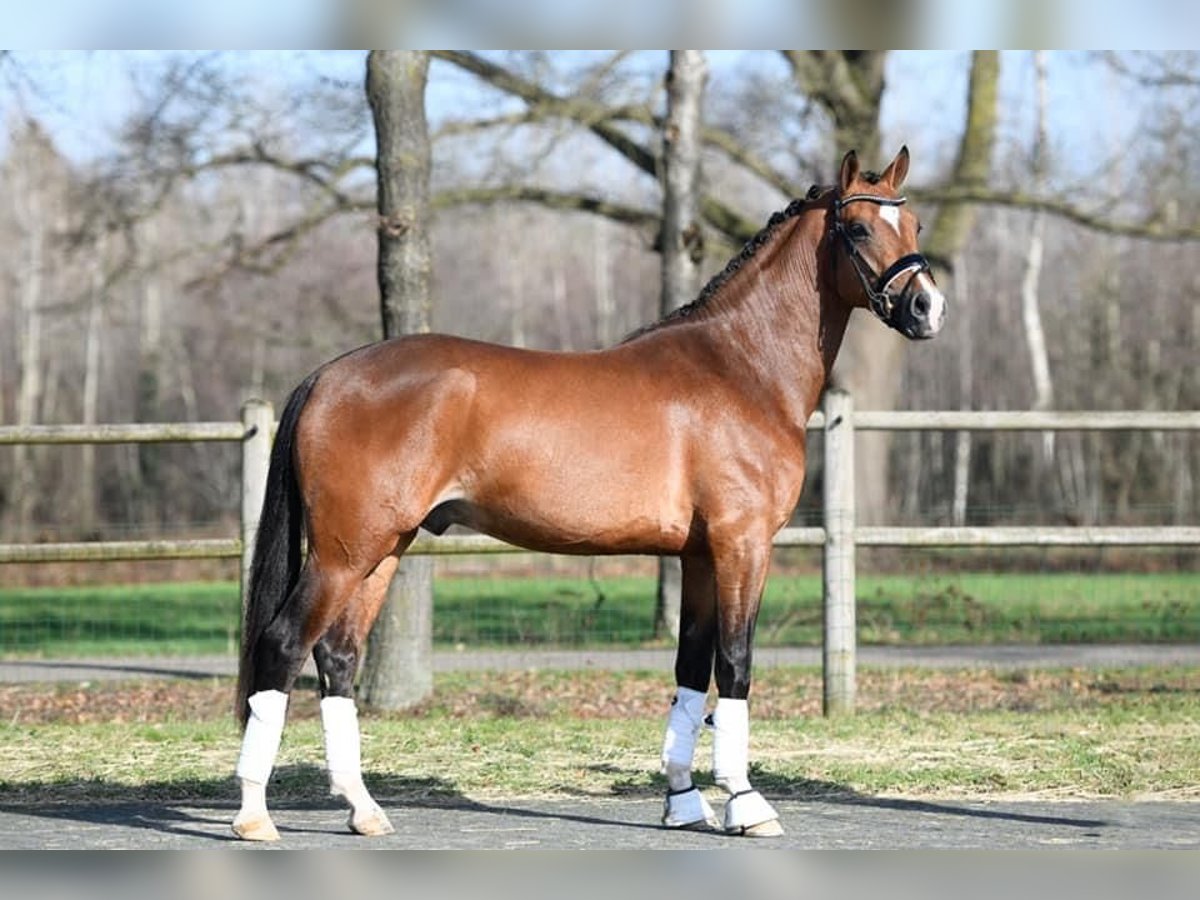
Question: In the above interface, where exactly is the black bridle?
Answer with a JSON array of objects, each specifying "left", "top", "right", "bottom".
[{"left": 832, "top": 193, "right": 932, "bottom": 322}]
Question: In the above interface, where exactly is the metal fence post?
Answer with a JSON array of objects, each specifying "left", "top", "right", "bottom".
[
  {"left": 822, "top": 389, "right": 856, "bottom": 716},
  {"left": 240, "top": 399, "right": 274, "bottom": 616}
]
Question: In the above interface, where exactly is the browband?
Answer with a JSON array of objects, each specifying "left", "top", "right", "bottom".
[{"left": 836, "top": 194, "right": 907, "bottom": 209}]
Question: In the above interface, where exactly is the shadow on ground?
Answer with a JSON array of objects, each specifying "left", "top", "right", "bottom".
[
  {"left": 599, "top": 764, "right": 1110, "bottom": 830},
  {"left": 0, "top": 762, "right": 1109, "bottom": 844}
]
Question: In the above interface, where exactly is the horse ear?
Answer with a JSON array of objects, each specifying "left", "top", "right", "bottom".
[
  {"left": 882, "top": 145, "right": 910, "bottom": 190},
  {"left": 839, "top": 150, "right": 860, "bottom": 192}
]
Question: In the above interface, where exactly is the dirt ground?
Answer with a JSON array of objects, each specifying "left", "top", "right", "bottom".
[{"left": 2, "top": 657, "right": 1190, "bottom": 729}]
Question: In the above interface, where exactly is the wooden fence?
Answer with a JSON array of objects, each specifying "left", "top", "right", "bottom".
[{"left": 2, "top": 393, "right": 1199, "bottom": 713}]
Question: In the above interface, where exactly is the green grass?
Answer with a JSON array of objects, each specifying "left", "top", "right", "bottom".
[
  {"left": 0, "top": 582, "right": 241, "bottom": 658},
  {"left": 851, "top": 571, "right": 1199, "bottom": 645},
  {"left": 1, "top": 570, "right": 1197, "bottom": 658}
]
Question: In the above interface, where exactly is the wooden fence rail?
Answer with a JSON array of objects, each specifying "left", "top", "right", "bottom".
[{"left": 2, "top": 396, "right": 1198, "bottom": 713}]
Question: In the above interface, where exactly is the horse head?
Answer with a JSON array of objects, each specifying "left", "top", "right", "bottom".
[{"left": 831, "top": 146, "right": 946, "bottom": 340}]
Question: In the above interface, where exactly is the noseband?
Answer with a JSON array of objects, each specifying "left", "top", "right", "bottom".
[{"left": 832, "top": 193, "right": 932, "bottom": 322}]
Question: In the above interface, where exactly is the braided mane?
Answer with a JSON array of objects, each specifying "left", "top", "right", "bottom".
[{"left": 622, "top": 182, "right": 854, "bottom": 343}]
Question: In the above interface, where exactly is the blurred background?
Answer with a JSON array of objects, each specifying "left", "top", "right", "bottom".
[{"left": 0, "top": 50, "right": 1196, "bottom": 658}]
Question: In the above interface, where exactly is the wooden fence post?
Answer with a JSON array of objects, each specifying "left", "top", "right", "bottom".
[
  {"left": 822, "top": 389, "right": 856, "bottom": 716},
  {"left": 240, "top": 399, "right": 273, "bottom": 616}
]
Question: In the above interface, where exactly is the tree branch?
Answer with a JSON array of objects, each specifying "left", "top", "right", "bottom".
[
  {"left": 432, "top": 51, "right": 760, "bottom": 243},
  {"left": 1100, "top": 51, "right": 1200, "bottom": 88},
  {"left": 184, "top": 199, "right": 369, "bottom": 290},
  {"left": 433, "top": 111, "right": 546, "bottom": 140},
  {"left": 184, "top": 146, "right": 370, "bottom": 206},
  {"left": 432, "top": 50, "right": 658, "bottom": 175},
  {"left": 922, "top": 50, "right": 1000, "bottom": 274},
  {"left": 432, "top": 185, "right": 659, "bottom": 229},
  {"left": 700, "top": 124, "right": 798, "bottom": 198},
  {"left": 780, "top": 51, "right": 829, "bottom": 103},
  {"left": 436, "top": 104, "right": 796, "bottom": 200},
  {"left": 912, "top": 186, "right": 1200, "bottom": 242},
  {"left": 780, "top": 50, "right": 881, "bottom": 123}
]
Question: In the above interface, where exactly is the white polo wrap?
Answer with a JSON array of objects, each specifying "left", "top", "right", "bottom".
[
  {"left": 236, "top": 689, "right": 289, "bottom": 785},
  {"left": 320, "top": 696, "right": 363, "bottom": 779},
  {"left": 711, "top": 697, "right": 750, "bottom": 793},
  {"left": 660, "top": 686, "right": 708, "bottom": 771}
]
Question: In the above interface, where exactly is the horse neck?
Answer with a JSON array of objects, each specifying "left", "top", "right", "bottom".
[{"left": 693, "top": 211, "right": 852, "bottom": 430}]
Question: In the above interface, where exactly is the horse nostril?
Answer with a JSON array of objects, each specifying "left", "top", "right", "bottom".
[{"left": 911, "top": 293, "right": 930, "bottom": 318}]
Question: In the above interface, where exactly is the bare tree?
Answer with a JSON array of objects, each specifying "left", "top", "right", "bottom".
[
  {"left": 653, "top": 51, "right": 707, "bottom": 640},
  {"left": 78, "top": 232, "right": 107, "bottom": 536},
  {"left": 1020, "top": 51, "right": 1054, "bottom": 461},
  {"left": 358, "top": 51, "right": 435, "bottom": 711},
  {"left": 5, "top": 120, "right": 64, "bottom": 540},
  {"left": 4, "top": 51, "right": 1199, "bottom": 569},
  {"left": 950, "top": 253, "right": 972, "bottom": 527}
]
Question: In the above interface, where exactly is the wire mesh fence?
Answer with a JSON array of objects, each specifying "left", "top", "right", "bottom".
[{"left": 1, "top": 544, "right": 1196, "bottom": 663}]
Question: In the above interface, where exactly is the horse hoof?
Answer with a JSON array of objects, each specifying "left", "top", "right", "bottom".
[
  {"left": 349, "top": 808, "right": 395, "bottom": 837},
  {"left": 231, "top": 813, "right": 280, "bottom": 842},
  {"left": 721, "top": 789, "right": 783, "bottom": 837},
  {"left": 662, "top": 787, "right": 719, "bottom": 830},
  {"left": 735, "top": 818, "right": 785, "bottom": 838}
]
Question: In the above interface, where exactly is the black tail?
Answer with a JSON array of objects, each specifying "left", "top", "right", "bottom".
[{"left": 236, "top": 370, "right": 321, "bottom": 727}]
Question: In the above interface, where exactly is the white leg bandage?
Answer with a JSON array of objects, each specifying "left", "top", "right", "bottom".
[
  {"left": 320, "top": 696, "right": 363, "bottom": 783},
  {"left": 660, "top": 686, "right": 708, "bottom": 790},
  {"left": 319, "top": 696, "right": 393, "bottom": 835},
  {"left": 236, "top": 690, "right": 289, "bottom": 785},
  {"left": 711, "top": 697, "right": 780, "bottom": 833},
  {"left": 660, "top": 686, "right": 717, "bottom": 829},
  {"left": 711, "top": 697, "right": 751, "bottom": 794}
]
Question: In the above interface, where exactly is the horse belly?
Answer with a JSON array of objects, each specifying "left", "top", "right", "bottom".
[{"left": 456, "top": 446, "right": 692, "bottom": 556}]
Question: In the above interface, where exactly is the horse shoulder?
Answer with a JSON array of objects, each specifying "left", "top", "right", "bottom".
[{"left": 689, "top": 407, "right": 808, "bottom": 536}]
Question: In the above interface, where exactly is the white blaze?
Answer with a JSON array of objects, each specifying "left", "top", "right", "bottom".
[
  {"left": 917, "top": 271, "right": 947, "bottom": 333},
  {"left": 879, "top": 204, "right": 902, "bottom": 234}
]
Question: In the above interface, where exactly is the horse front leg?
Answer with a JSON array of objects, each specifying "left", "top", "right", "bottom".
[
  {"left": 660, "top": 553, "right": 719, "bottom": 830},
  {"left": 312, "top": 553, "right": 402, "bottom": 837},
  {"left": 709, "top": 530, "right": 783, "bottom": 837}
]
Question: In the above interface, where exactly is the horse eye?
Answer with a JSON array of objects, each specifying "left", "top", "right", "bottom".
[{"left": 847, "top": 222, "right": 870, "bottom": 242}]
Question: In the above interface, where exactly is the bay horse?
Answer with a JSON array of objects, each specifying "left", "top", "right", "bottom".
[{"left": 232, "top": 147, "right": 945, "bottom": 841}]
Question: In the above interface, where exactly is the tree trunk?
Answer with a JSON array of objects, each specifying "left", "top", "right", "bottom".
[
  {"left": 1021, "top": 52, "right": 1054, "bottom": 463},
  {"left": 951, "top": 253, "right": 973, "bottom": 526},
  {"left": 653, "top": 50, "right": 706, "bottom": 641},
  {"left": 359, "top": 50, "right": 435, "bottom": 711},
  {"left": 840, "top": 49, "right": 998, "bottom": 525},
  {"left": 593, "top": 218, "right": 614, "bottom": 347},
  {"left": 12, "top": 171, "right": 44, "bottom": 541},
  {"left": 371, "top": 51, "right": 433, "bottom": 339},
  {"left": 80, "top": 236, "right": 105, "bottom": 537},
  {"left": 799, "top": 52, "right": 892, "bottom": 524}
]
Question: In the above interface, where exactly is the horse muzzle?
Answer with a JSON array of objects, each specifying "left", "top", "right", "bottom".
[{"left": 889, "top": 275, "right": 947, "bottom": 340}]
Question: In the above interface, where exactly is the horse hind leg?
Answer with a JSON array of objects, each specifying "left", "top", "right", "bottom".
[
  {"left": 313, "top": 552, "right": 403, "bottom": 837},
  {"left": 232, "top": 560, "right": 362, "bottom": 842}
]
